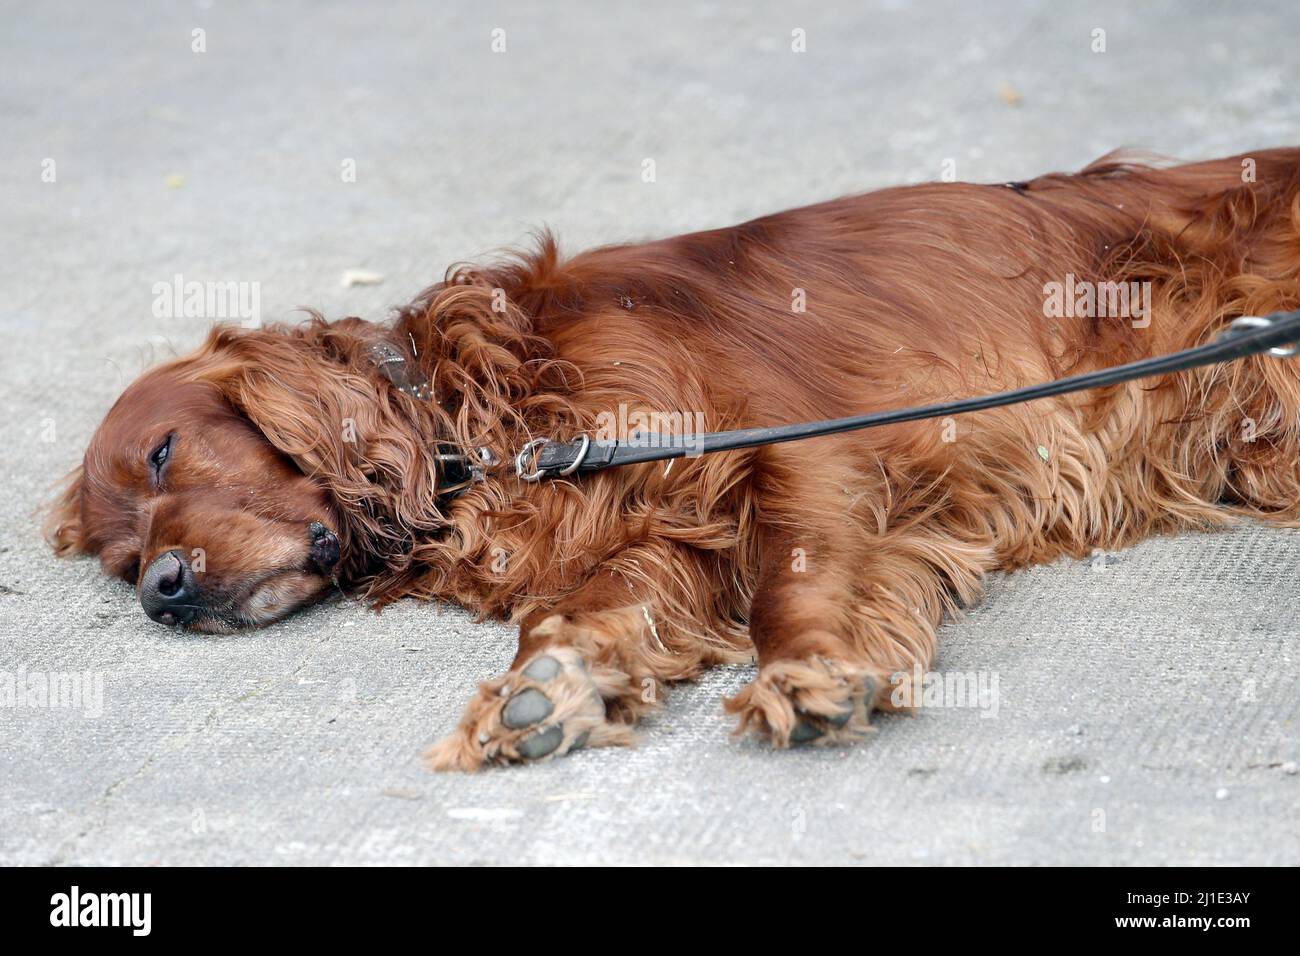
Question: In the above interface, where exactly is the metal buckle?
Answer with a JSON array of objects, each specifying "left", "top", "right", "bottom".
[
  {"left": 1225, "top": 316, "right": 1300, "bottom": 357},
  {"left": 556, "top": 435, "right": 590, "bottom": 477},
  {"left": 515, "top": 438, "right": 549, "bottom": 482},
  {"left": 514, "top": 435, "right": 591, "bottom": 481}
]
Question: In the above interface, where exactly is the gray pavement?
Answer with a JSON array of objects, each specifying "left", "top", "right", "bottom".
[{"left": 2, "top": 0, "right": 1299, "bottom": 865}]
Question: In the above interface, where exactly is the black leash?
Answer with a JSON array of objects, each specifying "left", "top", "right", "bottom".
[{"left": 514, "top": 310, "right": 1300, "bottom": 481}]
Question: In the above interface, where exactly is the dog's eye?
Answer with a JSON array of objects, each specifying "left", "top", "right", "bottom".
[{"left": 149, "top": 435, "right": 174, "bottom": 477}]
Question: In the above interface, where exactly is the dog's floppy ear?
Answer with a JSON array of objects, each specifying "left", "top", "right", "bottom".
[
  {"left": 181, "top": 322, "right": 445, "bottom": 561},
  {"left": 44, "top": 466, "right": 86, "bottom": 556}
]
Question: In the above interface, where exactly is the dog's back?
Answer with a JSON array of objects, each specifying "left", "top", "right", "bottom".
[
  {"left": 415, "top": 148, "right": 1300, "bottom": 769},
  {"left": 455, "top": 147, "right": 1300, "bottom": 567},
  {"left": 49, "top": 146, "right": 1300, "bottom": 768}
]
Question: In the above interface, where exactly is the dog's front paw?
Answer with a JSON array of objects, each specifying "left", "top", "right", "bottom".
[
  {"left": 427, "top": 647, "right": 633, "bottom": 771},
  {"left": 723, "top": 656, "right": 878, "bottom": 747}
]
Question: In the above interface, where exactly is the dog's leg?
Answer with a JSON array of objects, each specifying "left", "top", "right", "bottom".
[
  {"left": 725, "top": 455, "right": 986, "bottom": 746},
  {"left": 427, "top": 546, "right": 748, "bottom": 771}
]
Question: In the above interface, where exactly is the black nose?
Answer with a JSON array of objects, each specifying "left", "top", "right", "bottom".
[
  {"left": 308, "top": 522, "right": 340, "bottom": 571},
  {"left": 139, "top": 550, "right": 199, "bottom": 626}
]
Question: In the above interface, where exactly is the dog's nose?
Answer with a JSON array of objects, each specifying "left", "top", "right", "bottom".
[
  {"left": 308, "top": 521, "right": 340, "bottom": 571},
  {"left": 139, "top": 550, "right": 199, "bottom": 626}
]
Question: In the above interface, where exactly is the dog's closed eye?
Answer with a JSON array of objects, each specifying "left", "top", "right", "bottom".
[{"left": 149, "top": 434, "right": 174, "bottom": 485}]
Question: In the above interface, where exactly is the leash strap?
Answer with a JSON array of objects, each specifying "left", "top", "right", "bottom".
[{"left": 516, "top": 309, "right": 1300, "bottom": 481}]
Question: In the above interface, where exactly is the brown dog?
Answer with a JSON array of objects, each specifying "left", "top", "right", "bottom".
[{"left": 47, "top": 149, "right": 1300, "bottom": 770}]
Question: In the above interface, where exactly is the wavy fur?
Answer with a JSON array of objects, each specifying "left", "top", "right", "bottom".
[{"left": 48, "top": 148, "right": 1300, "bottom": 767}]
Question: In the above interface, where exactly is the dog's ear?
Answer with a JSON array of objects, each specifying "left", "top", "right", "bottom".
[
  {"left": 44, "top": 466, "right": 86, "bottom": 556},
  {"left": 182, "top": 323, "right": 445, "bottom": 561}
]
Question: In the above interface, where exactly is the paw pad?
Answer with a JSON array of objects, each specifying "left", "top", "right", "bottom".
[
  {"left": 491, "top": 650, "right": 607, "bottom": 763},
  {"left": 790, "top": 702, "right": 854, "bottom": 743},
  {"left": 502, "top": 688, "right": 554, "bottom": 728},
  {"left": 725, "top": 659, "right": 878, "bottom": 748},
  {"left": 430, "top": 647, "right": 634, "bottom": 772},
  {"left": 517, "top": 725, "right": 564, "bottom": 759},
  {"left": 522, "top": 655, "right": 562, "bottom": 681}
]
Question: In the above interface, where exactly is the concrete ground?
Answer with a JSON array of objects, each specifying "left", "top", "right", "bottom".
[{"left": 2, "top": 0, "right": 1299, "bottom": 865}]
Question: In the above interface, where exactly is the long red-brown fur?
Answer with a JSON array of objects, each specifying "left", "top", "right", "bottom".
[{"left": 48, "top": 148, "right": 1300, "bottom": 769}]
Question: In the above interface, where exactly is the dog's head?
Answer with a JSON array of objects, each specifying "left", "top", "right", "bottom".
[
  {"left": 47, "top": 320, "right": 456, "bottom": 632},
  {"left": 48, "top": 262, "right": 576, "bottom": 632}
]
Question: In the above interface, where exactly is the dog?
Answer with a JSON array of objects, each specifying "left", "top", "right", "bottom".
[{"left": 47, "top": 148, "right": 1300, "bottom": 770}]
